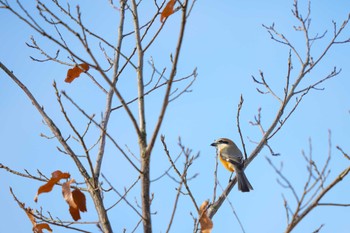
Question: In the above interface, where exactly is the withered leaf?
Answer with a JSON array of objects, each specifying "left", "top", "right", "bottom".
[
  {"left": 33, "top": 223, "right": 53, "bottom": 233},
  {"left": 72, "top": 188, "right": 87, "bottom": 212},
  {"left": 160, "top": 0, "right": 176, "bottom": 23},
  {"left": 62, "top": 179, "right": 87, "bottom": 221},
  {"left": 25, "top": 207, "right": 53, "bottom": 233},
  {"left": 199, "top": 200, "right": 213, "bottom": 233},
  {"left": 34, "top": 170, "right": 70, "bottom": 202},
  {"left": 65, "top": 63, "right": 89, "bottom": 83}
]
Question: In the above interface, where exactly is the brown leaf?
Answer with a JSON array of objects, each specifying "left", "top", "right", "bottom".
[
  {"left": 72, "top": 188, "right": 87, "bottom": 212},
  {"left": 62, "top": 179, "right": 87, "bottom": 221},
  {"left": 69, "top": 205, "right": 81, "bottom": 222},
  {"left": 33, "top": 223, "right": 53, "bottom": 233},
  {"left": 35, "top": 170, "right": 70, "bottom": 202},
  {"left": 24, "top": 207, "right": 36, "bottom": 226},
  {"left": 65, "top": 63, "right": 89, "bottom": 83},
  {"left": 199, "top": 200, "right": 213, "bottom": 233},
  {"left": 160, "top": 0, "right": 176, "bottom": 23}
]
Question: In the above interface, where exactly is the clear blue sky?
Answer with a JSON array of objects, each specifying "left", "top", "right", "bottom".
[{"left": 1, "top": 1, "right": 350, "bottom": 232}]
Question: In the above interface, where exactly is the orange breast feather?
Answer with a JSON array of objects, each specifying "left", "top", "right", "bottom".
[{"left": 219, "top": 155, "right": 235, "bottom": 172}]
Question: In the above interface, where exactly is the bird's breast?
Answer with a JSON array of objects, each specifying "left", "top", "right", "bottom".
[{"left": 219, "top": 155, "right": 235, "bottom": 172}]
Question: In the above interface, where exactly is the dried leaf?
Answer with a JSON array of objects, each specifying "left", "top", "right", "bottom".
[
  {"left": 65, "top": 63, "right": 89, "bottom": 83},
  {"left": 69, "top": 205, "right": 81, "bottom": 221},
  {"left": 62, "top": 179, "right": 87, "bottom": 221},
  {"left": 34, "top": 170, "right": 70, "bottom": 202},
  {"left": 33, "top": 223, "right": 53, "bottom": 233},
  {"left": 160, "top": 0, "right": 176, "bottom": 23},
  {"left": 72, "top": 189, "right": 87, "bottom": 212},
  {"left": 24, "top": 207, "right": 36, "bottom": 226},
  {"left": 199, "top": 200, "right": 213, "bottom": 233}
]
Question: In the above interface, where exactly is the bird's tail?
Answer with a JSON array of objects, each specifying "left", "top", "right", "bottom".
[{"left": 236, "top": 170, "right": 253, "bottom": 192}]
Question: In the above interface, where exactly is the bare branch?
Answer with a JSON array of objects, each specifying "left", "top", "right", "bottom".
[
  {"left": 53, "top": 81, "right": 96, "bottom": 185},
  {"left": 336, "top": 145, "right": 350, "bottom": 160},
  {"left": 94, "top": 0, "right": 127, "bottom": 180},
  {"left": 165, "top": 177, "right": 183, "bottom": 233},
  {"left": 0, "top": 61, "right": 91, "bottom": 183},
  {"left": 236, "top": 95, "right": 248, "bottom": 160},
  {"left": 161, "top": 135, "right": 199, "bottom": 212},
  {"left": 146, "top": 0, "right": 189, "bottom": 156},
  {"left": 267, "top": 131, "right": 350, "bottom": 233},
  {"left": 61, "top": 91, "right": 141, "bottom": 173},
  {"left": 102, "top": 174, "right": 142, "bottom": 217}
]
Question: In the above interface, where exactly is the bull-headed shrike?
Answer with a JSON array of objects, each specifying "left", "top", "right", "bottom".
[{"left": 211, "top": 138, "right": 253, "bottom": 192}]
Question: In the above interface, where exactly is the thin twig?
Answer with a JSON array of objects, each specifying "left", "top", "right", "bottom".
[{"left": 161, "top": 135, "right": 199, "bottom": 212}]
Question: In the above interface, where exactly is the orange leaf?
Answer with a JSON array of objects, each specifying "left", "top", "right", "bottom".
[
  {"left": 160, "top": 0, "right": 176, "bottom": 23},
  {"left": 65, "top": 63, "right": 89, "bottom": 83},
  {"left": 199, "top": 200, "right": 213, "bottom": 233},
  {"left": 33, "top": 223, "right": 53, "bottom": 233},
  {"left": 34, "top": 170, "right": 70, "bottom": 202},
  {"left": 62, "top": 179, "right": 87, "bottom": 221},
  {"left": 72, "top": 188, "right": 87, "bottom": 212}
]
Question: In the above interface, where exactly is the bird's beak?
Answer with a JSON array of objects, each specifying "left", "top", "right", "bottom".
[{"left": 210, "top": 142, "right": 217, "bottom": 147}]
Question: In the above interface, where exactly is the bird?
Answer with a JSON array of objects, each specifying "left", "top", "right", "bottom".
[{"left": 211, "top": 138, "right": 253, "bottom": 192}]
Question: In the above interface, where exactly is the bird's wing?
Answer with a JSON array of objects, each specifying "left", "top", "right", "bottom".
[{"left": 220, "top": 150, "right": 243, "bottom": 166}]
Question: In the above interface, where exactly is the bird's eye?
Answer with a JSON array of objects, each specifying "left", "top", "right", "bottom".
[{"left": 218, "top": 140, "right": 228, "bottom": 144}]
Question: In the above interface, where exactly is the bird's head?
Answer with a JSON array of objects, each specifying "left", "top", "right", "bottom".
[{"left": 210, "top": 138, "right": 235, "bottom": 149}]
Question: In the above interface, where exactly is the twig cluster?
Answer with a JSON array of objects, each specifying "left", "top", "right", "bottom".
[
  {"left": 1, "top": 0, "right": 350, "bottom": 232},
  {"left": 0, "top": 0, "right": 197, "bottom": 232},
  {"left": 267, "top": 131, "right": 350, "bottom": 232},
  {"left": 207, "top": 0, "right": 350, "bottom": 221}
]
